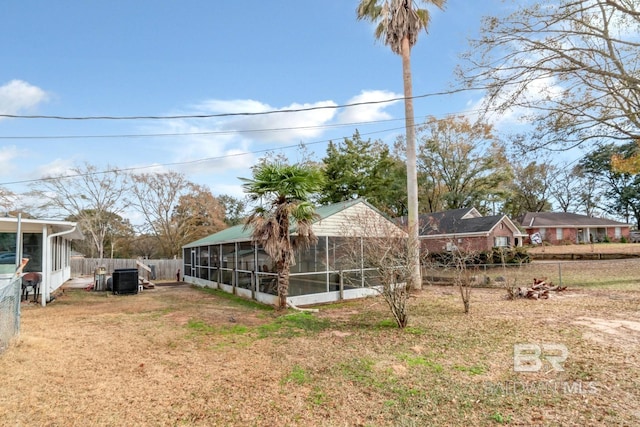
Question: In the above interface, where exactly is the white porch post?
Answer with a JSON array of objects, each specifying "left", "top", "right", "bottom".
[
  {"left": 43, "top": 225, "right": 78, "bottom": 307},
  {"left": 41, "top": 225, "right": 48, "bottom": 307}
]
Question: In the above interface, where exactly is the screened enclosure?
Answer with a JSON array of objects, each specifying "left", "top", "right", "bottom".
[
  {"left": 182, "top": 200, "right": 405, "bottom": 306},
  {"left": 184, "top": 236, "right": 386, "bottom": 303}
]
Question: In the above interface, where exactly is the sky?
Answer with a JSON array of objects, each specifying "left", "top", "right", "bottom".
[{"left": 0, "top": 0, "right": 515, "bottom": 212}]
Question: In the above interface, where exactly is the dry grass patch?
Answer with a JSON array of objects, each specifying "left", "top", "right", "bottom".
[
  {"left": 528, "top": 242, "right": 640, "bottom": 255},
  {"left": 1, "top": 282, "right": 639, "bottom": 426}
]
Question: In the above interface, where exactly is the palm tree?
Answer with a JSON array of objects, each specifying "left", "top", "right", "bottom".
[
  {"left": 240, "top": 161, "right": 324, "bottom": 309},
  {"left": 357, "top": 0, "right": 446, "bottom": 290}
]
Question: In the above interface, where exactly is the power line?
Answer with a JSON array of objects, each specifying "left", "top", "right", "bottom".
[
  {"left": 0, "top": 88, "right": 478, "bottom": 121},
  {"left": 0, "top": 85, "right": 515, "bottom": 187},
  {"left": 0, "top": 106, "right": 493, "bottom": 141},
  {"left": 0, "top": 125, "right": 407, "bottom": 187},
  {"left": 0, "top": 118, "right": 405, "bottom": 140}
]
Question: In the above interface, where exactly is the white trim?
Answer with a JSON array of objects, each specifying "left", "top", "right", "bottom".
[
  {"left": 460, "top": 208, "right": 482, "bottom": 219},
  {"left": 42, "top": 224, "right": 78, "bottom": 307}
]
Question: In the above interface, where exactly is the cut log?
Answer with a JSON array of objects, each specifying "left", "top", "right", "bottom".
[{"left": 507, "top": 278, "right": 567, "bottom": 300}]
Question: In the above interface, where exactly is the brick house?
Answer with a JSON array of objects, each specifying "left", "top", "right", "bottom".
[
  {"left": 520, "top": 212, "right": 631, "bottom": 244},
  {"left": 412, "top": 208, "right": 526, "bottom": 253}
]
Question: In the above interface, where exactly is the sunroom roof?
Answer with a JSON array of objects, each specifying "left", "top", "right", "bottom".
[{"left": 183, "top": 199, "right": 366, "bottom": 248}]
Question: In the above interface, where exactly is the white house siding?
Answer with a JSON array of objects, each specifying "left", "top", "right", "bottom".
[
  {"left": 312, "top": 203, "right": 401, "bottom": 238},
  {"left": 0, "top": 218, "right": 82, "bottom": 306}
]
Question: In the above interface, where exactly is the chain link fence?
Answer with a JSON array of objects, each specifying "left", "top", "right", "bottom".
[
  {"left": 423, "top": 258, "right": 640, "bottom": 288},
  {"left": 0, "top": 274, "right": 21, "bottom": 356}
]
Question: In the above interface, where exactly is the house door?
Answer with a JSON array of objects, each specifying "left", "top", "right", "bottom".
[
  {"left": 577, "top": 228, "right": 590, "bottom": 243},
  {"left": 190, "top": 249, "right": 196, "bottom": 278}
]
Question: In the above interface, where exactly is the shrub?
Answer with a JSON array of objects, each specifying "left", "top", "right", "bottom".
[
  {"left": 490, "top": 247, "right": 531, "bottom": 264},
  {"left": 425, "top": 247, "right": 530, "bottom": 266}
]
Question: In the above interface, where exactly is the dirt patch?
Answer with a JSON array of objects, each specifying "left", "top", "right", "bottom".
[{"left": 574, "top": 316, "right": 640, "bottom": 348}]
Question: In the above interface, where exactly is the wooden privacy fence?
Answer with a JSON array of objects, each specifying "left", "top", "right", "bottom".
[{"left": 71, "top": 258, "right": 183, "bottom": 281}]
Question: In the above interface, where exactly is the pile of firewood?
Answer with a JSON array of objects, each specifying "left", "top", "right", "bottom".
[{"left": 507, "top": 277, "right": 567, "bottom": 300}]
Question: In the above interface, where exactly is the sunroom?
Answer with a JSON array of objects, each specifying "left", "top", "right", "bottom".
[
  {"left": 182, "top": 199, "right": 406, "bottom": 306},
  {"left": 0, "top": 216, "right": 83, "bottom": 306}
]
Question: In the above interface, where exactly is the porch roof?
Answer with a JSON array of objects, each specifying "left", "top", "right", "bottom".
[
  {"left": 0, "top": 217, "right": 84, "bottom": 240},
  {"left": 183, "top": 199, "right": 369, "bottom": 248}
]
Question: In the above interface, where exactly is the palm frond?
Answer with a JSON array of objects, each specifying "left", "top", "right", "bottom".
[
  {"left": 356, "top": 0, "right": 384, "bottom": 21},
  {"left": 357, "top": 0, "right": 446, "bottom": 53},
  {"left": 241, "top": 161, "right": 323, "bottom": 266}
]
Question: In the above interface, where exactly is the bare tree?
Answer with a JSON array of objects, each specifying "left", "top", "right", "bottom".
[
  {"left": 574, "top": 167, "right": 603, "bottom": 217},
  {"left": 503, "top": 160, "right": 555, "bottom": 219},
  {"left": 33, "top": 163, "right": 129, "bottom": 260},
  {"left": 550, "top": 164, "right": 581, "bottom": 213},
  {"left": 450, "top": 248, "right": 478, "bottom": 315},
  {"left": 129, "top": 171, "right": 203, "bottom": 258},
  {"left": 0, "top": 187, "right": 16, "bottom": 214},
  {"left": 68, "top": 212, "right": 134, "bottom": 258},
  {"left": 459, "top": 0, "right": 640, "bottom": 151},
  {"left": 432, "top": 241, "right": 482, "bottom": 315},
  {"left": 338, "top": 207, "right": 413, "bottom": 328}
]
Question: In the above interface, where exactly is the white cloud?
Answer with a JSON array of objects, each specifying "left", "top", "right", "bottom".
[
  {"left": 0, "top": 145, "right": 24, "bottom": 176},
  {"left": 136, "top": 91, "right": 403, "bottom": 193},
  {"left": 176, "top": 142, "right": 256, "bottom": 176},
  {"left": 141, "top": 98, "right": 343, "bottom": 179},
  {"left": 194, "top": 99, "right": 270, "bottom": 114},
  {"left": 33, "top": 157, "right": 78, "bottom": 179},
  {"left": 198, "top": 99, "right": 339, "bottom": 143},
  {"left": 0, "top": 80, "right": 48, "bottom": 116},
  {"left": 336, "top": 90, "right": 401, "bottom": 124},
  {"left": 210, "top": 182, "right": 246, "bottom": 199},
  {"left": 143, "top": 118, "right": 255, "bottom": 176}
]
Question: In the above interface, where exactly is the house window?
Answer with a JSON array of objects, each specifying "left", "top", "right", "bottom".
[
  {"left": 0, "top": 232, "right": 42, "bottom": 272},
  {"left": 556, "top": 228, "right": 563, "bottom": 241},
  {"left": 615, "top": 227, "right": 621, "bottom": 239},
  {"left": 494, "top": 236, "right": 510, "bottom": 247}
]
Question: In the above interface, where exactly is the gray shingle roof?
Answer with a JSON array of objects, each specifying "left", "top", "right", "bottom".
[
  {"left": 521, "top": 212, "right": 629, "bottom": 228},
  {"left": 415, "top": 208, "right": 503, "bottom": 236}
]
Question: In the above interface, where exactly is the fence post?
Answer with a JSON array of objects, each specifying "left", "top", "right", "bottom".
[
  {"left": 339, "top": 271, "right": 344, "bottom": 300},
  {"left": 14, "top": 275, "right": 20, "bottom": 335},
  {"left": 251, "top": 271, "right": 256, "bottom": 300},
  {"left": 558, "top": 262, "right": 562, "bottom": 286}
]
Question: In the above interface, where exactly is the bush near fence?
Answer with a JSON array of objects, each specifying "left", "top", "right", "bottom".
[
  {"left": 426, "top": 247, "right": 531, "bottom": 266},
  {"left": 71, "top": 258, "right": 182, "bottom": 281}
]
